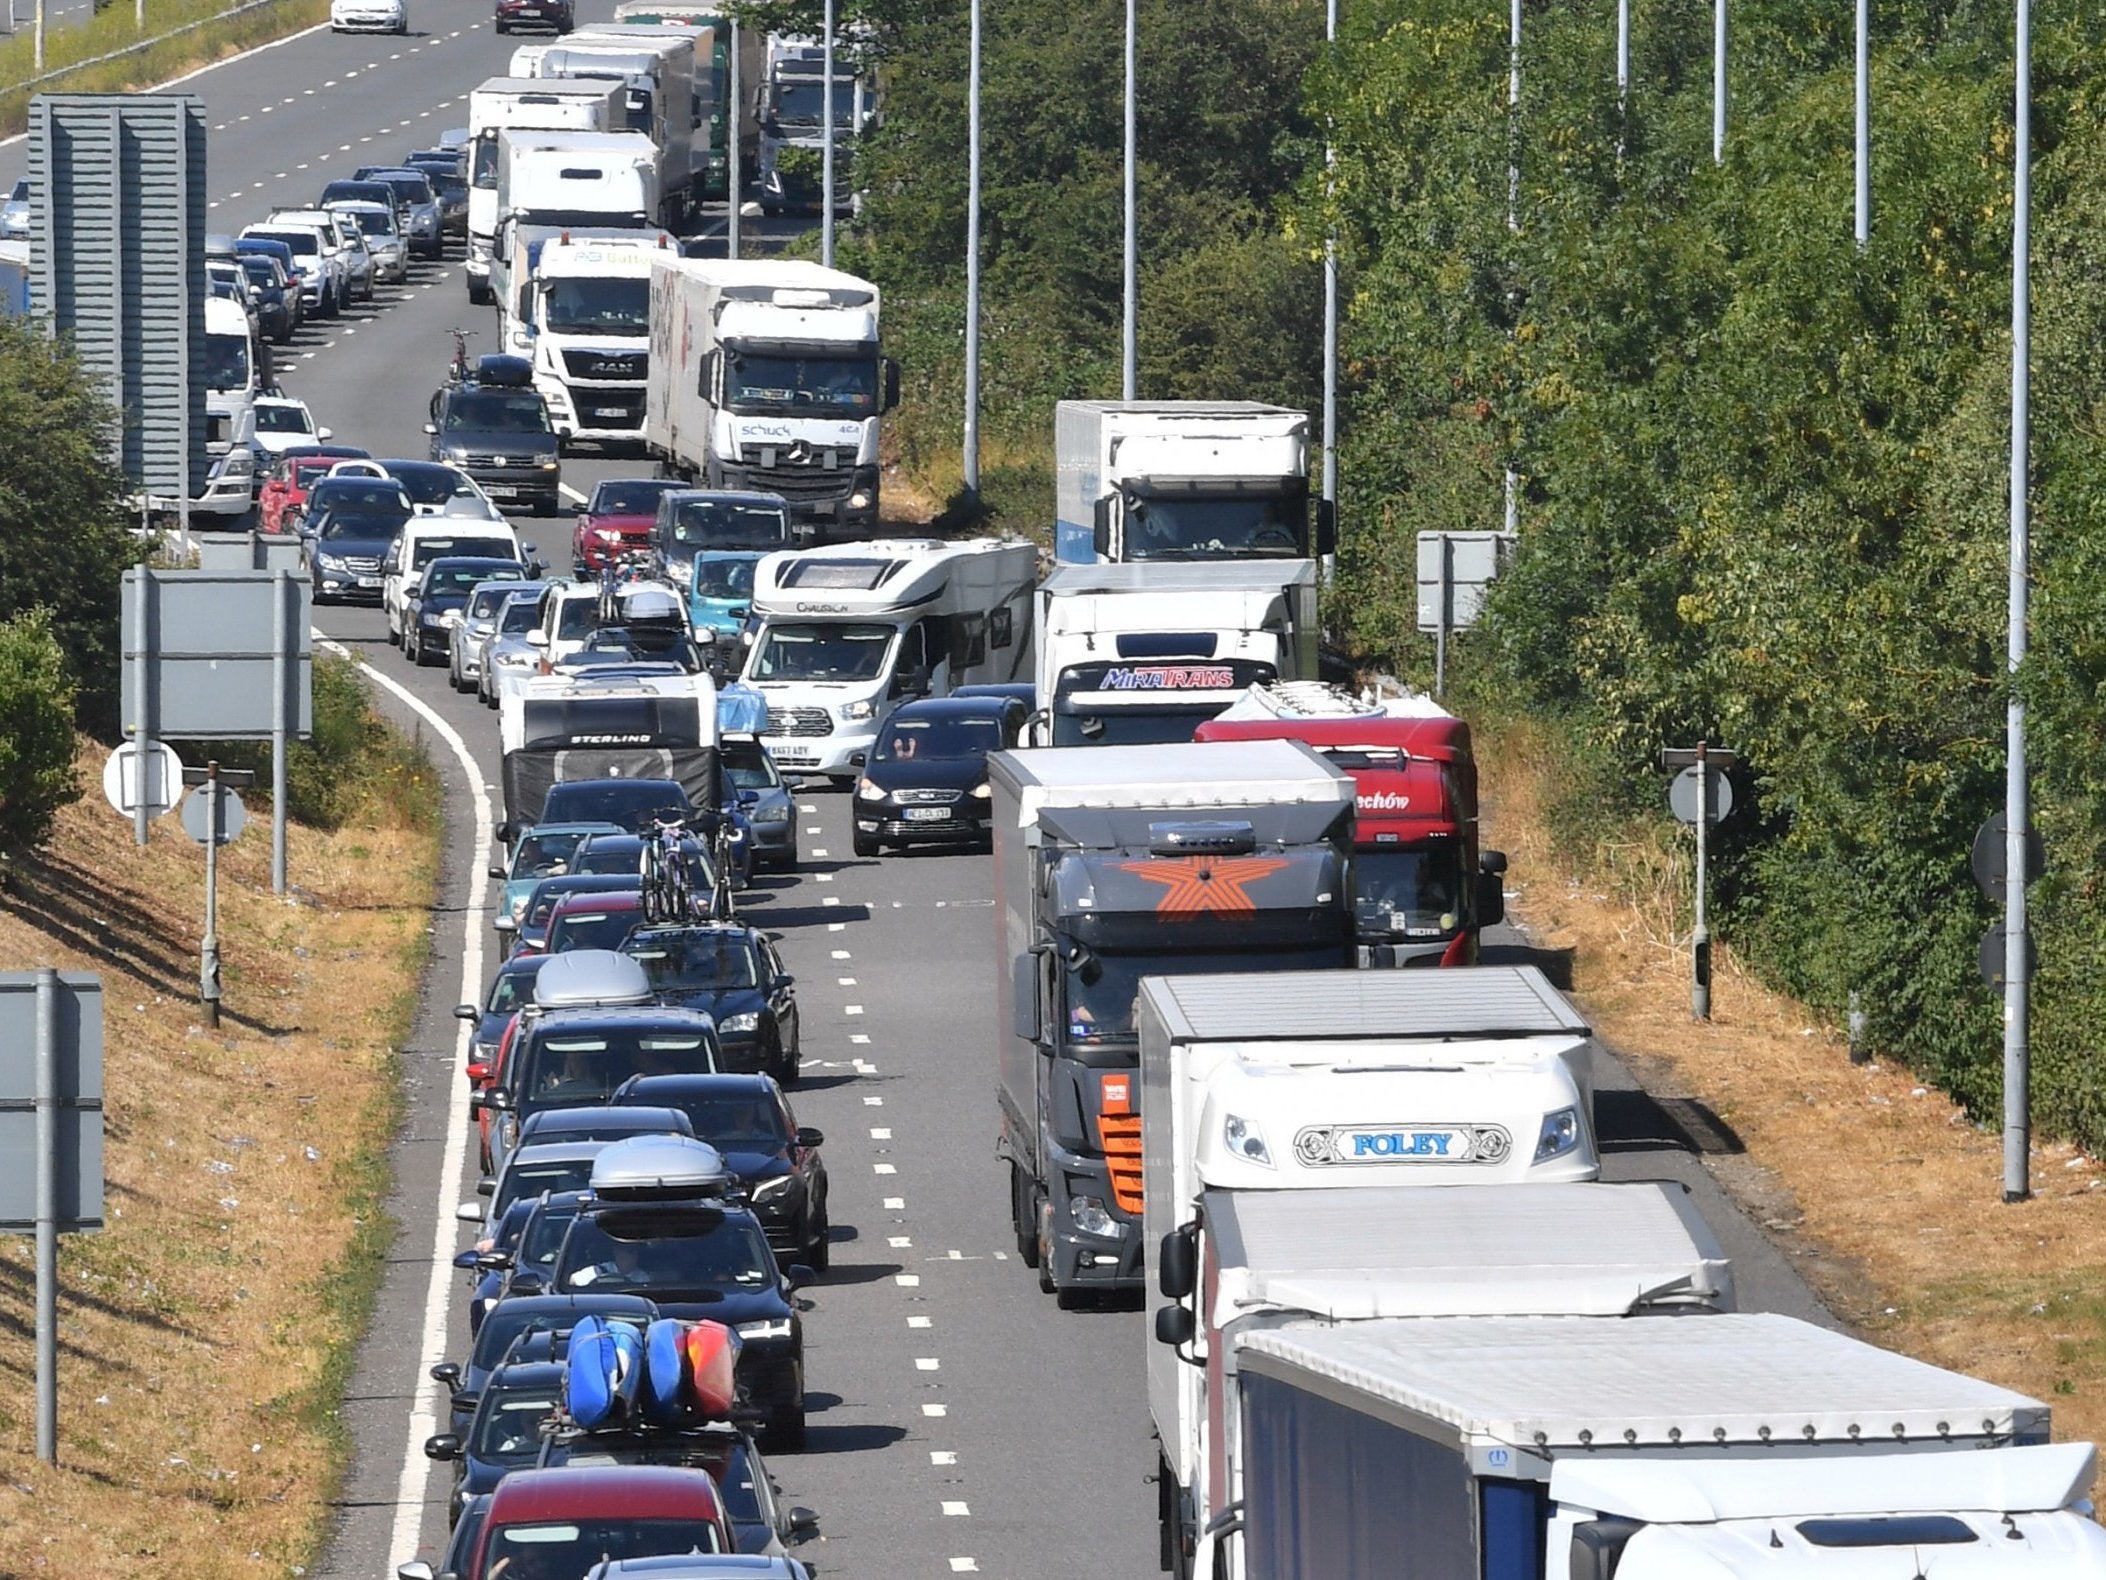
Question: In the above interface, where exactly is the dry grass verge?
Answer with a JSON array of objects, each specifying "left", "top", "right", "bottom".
[
  {"left": 1482, "top": 715, "right": 2106, "bottom": 1447},
  {"left": 0, "top": 731, "right": 438, "bottom": 1577}
]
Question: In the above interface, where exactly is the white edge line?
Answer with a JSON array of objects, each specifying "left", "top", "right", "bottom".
[
  {"left": 318, "top": 632, "right": 489, "bottom": 1568},
  {"left": 0, "top": 20, "right": 335, "bottom": 150}
]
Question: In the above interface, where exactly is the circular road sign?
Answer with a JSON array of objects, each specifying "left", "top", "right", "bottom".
[
  {"left": 181, "top": 786, "right": 248, "bottom": 846},
  {"left": 102, "top": 741, "right": 184, "bottom": 819},
  {"left": 1667, "top": 765, "right": 1734, "bottom": 826}
]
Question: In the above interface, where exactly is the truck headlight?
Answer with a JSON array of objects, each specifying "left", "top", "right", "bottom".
[
  {"left": 1534, "top": 1106, "right": 1581, "bottom": 1162},
  {"left": 719, "top": 1012, "right": 761, "bottom": 1034},
  {"left": 849, "top": 490, "right": 872, "bottom": 509},
  {"left": 1071, "top": 1195, "right": 1117, "bottom": 1237},
  {"left": 1222, "top": 1113, "right": 1274, "bottom": 1169},
  {"left": 736, "top": 1317, "right": 792, "bottom": 1340},
  {"left": 839, "top": 699, "right": 875, "bottom": 721}
]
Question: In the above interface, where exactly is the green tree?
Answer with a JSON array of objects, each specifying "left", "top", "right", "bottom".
[{"left": 0, "top": 609, "right": 81, "bottom": 856}]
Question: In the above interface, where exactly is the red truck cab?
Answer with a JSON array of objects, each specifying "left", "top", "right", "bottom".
[
  {"left": 1195, "top": 685, "right": 1506, "bottom": 966},
  {"left": 458, "top": 1464, "right": 731, "bottom": 1579}
]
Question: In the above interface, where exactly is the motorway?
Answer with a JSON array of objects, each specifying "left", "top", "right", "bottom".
[{"left": 7, "top": 17, "right": 1832, "bottom": 1577}]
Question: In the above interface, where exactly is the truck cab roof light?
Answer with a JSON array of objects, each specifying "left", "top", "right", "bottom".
[{"left": 1149, "top": 820, "right": 1258, "bottom": 856}]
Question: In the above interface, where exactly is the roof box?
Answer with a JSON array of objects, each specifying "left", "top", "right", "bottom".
[
  {"left": 474, "top": 352, "right": 535, "bottom": 388},
  {"left": 533, "top": 950, "right": 653, "bottom": 1011},
  {"left": 589, "top": 1134, "right": 732, "bottom": 1200}
]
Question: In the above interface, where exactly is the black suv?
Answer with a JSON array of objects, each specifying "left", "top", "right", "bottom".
[
  {"left": 426, "top": 356, "right": 561, "bottom": 515},
  {"left": 622, "top": 923, "right": 800, "bottom": 1086}
]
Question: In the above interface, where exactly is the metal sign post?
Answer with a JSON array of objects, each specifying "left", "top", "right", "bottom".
[
  {"left": 33, "top": 970, "right": 55, "bottom": 1461},
  {"left": 1663, "top": 744, "right": 1738, "bottom": 1021},
  {"left": 271, "top": 568, "right": 290, "bottom": 895},
  {"left": 182, "top": 766, "right": 253, "bottom": 1029}
]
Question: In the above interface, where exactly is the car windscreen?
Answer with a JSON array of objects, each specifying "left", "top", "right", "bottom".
[
  {"left": 495, "top": 1155, "right": 598, "bottom": 1215},
  {"left": 625, "top": 934, "right": 762, "bottom": 992},
  {"left": 559, "top": 1211, "right": 774, "bottom": 1292},
  {"left": 499, "top": 593, "right": 547, "bottom": 632},
  {"left": 692, "top": 557, "right": 758, "bottom": 599},
  {"left": 574, "top": 841, "right": 712, "bottom": 888},
  {"left": 721, "top": 743, "right": 780, "bottom": 791},
  {"left": 340, "top": 207, "right": 396, "bottom": 237},
  {"left": 255, "top": 405, "right": 313, "bottom": 434},
  {"left": 239, "top": 258, "right": 285, "bottom": 289},
  {"left": 541, "top": 782, "right": 689, "bottom": 830},
  {"left": 468, "top": 1383, "right": 560, "bottom": 1466},
  {"left": 251, "top": 228, "right": 317, "bottom": 255},
  {"left": 517, "top": 1025, "right": 717, "bottom": 1104},
  {"left": 476, "top": 1517, "right": 722, "bottom": 1579},
  {"left": 874, "top": 716, "right": 1003, "bottom": 761},
  {"left": 554, "top": 595, "right": 601, "bottom": 640},
  {"left": 312, "top": 480, "right": 414, "bottom": 513},
  {"left": 412, "top": 536, "right": 515, "bottom": 569},
  {"left": 427, "top": 562, "right": 521, "bottom": 594},
  {"left": 667, "top": 499, "right": 788, "bottom": 551},
  {"left": 515, "top": 1201, "right": 580, "bottom": 1279},
  {"left": 470, "top": 583, "right": 524, "bottom": 619},
  {"left": 444, "top": 392, "right": 551, "bottom": 433},
  {"left": 486, "top": 967, "right": 540, "bottom": 1016},
  {"left": 389, "top": 466, "right": 467, "bottom": 505},
  {"left": 545, "top": 908, "right": 644, "bottom": 955},
  {"left": 590, "top": 480, "right": 679, "bottom": 516},
  {"left": 318, "top": 510, "right": 411, "bottom": 541},
  {"left": 512, "top": 829, "right": 598, "bottom": 880},
  {"left": 750, "top": 621, "right": 892, "bottom": 683},
  {"left": 666, "top": 1093, "right": 788, "bottom": 1150}
]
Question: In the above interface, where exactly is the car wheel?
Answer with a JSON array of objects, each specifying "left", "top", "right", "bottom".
[
  {"left": 415, "top": 633, "right": 440, "bottom": 668},
  {"left": 776, "top": 1045, "right": 799, "bottom": 1090},
  {"left": 803, "top": 1208, "right": 829, "bottom": 1272},
  {"left": 852, "top": 829, "right": 878, "bottom": 858},
  {"left": 385, "top": 609, "right": 401, "bottom": 647},
  {"left": 765, "top": 1401, "right": 806, "bottom": 1454}
]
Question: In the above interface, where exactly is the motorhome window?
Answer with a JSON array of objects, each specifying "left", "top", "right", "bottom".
[
  {"left": 751, "top": 622, "right": 893, "bottom": 683},
  {"left": 1123, "top": 492, "right": 1303, "bottom": 558},
  {"left": 990, "top": 607, "right": 1014, "bottom": 649},
  {"left": 693, "top": 557, "right": 759, "bottom": 599},
  {"left": 623, "top": 91, "right": 653, "bottom": 132},
  {"left": 1355, "top": 845, "right": 1464, "bottom": 938},
  {"left": 203, "top": 332, "right": 251, "bottom": 393},
  {"left": 472, "top": 135, "right": 499, "bottom": 188},
  {"left": 776, "top": 559, "right": 894, "bottom": 590},
  {"left": 557, "top": 165, "right": 608, "bottom": 180},
  {"left": 722, "top": 349, "right": 877, "bottom": 417},
  {"left": 669, "top": 500, "right": 789, "bottom": 551},
  {"left": 949, "top": 612, "right": 987, "bottom": 668},
  {"left": 445, "top": 392, "right": 552, "bottom": 433}
]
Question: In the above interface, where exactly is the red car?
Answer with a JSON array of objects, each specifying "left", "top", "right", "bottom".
[
  {"left": 494, "top": 0, "right": 573, "bottom": 34},
  {"left": 573, "top": 478, "right": 683, "bottom": 576},
  {"left": 258, "top": 445, "right": 370, "bottom": 534},
  {"left": 464, "top": 1466, "right": 731, "bottom": 1577}
]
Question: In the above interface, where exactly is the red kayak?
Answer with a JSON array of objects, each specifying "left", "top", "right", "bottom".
[{"left": 682, "top": 1319, "right": 741, "bottom": 1419}]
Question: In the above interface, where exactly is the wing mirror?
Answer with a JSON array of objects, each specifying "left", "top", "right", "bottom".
[
  {"left": 423, "top": 422, "right": 439, "bottom": 435},
  {"left": 423, "top": 1433, "right": 462, "bottom": 1462},
  {"left": 794, "top": 1126, "right": 824, "bottom": 1149},
  {"left": 454, "top": 1002, "right": 478, "bottom": 1021},
  {"left": 428, "top": 1361, "right": 461, "bottom": 1387}
]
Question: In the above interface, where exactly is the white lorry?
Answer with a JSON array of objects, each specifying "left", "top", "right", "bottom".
[
  {"left": 1053, "top": 400, "right": 1331, "bottom": 566},
  {"left": 1233, "top": 1312, "right": 2106, "bottom": 1580},
  {"left": 495, "top": 129, "right": 670, "bottom": 258},
  {"left": 466, "top": 77, "right": 627, "bottom": 304},
  {"left": 756, "top": 54, "right": 873, "bottom": 216},
  {"left": 494, "top": 226, "right": 678, "bottom": 446},
  {"left": 1032, "top": 561, "right": 1319, "bottom": 748},
  {"left": 645, "top": 257, "right": 899, "bottom": 542},
  {"left": 517, "top": 33, "right": 700, "bottom": 215},
  {"left": 740, "top": 537, "right": 1037, "bottom": 778},
  {"left": 1151, "top": 1182, "right": 1734, "bottom": 1580}
]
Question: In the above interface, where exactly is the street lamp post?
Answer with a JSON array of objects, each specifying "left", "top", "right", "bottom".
[
  {"left": 2002, "top": 0, "right": 2032, "bottom": 1203},
  {"left": 821, "top": 0, "right": 837, "bottom": 267},
  {"left": 1713, "top": 0, "right": 1727, "bottom": 162},
  {"left": 1503, "top": 0, "right": 1519, "bottom": 535},
  {"left": 1320, "top": 0, "right": 1338, "bottom": 523},
  {"left": 963, "top": 0, "right": 983, "bottom": 498},
  {"left": 1121, "top": 0, "right": 1137, "bottom": 399},
  {"left": 1854, "top": 0, "right": 1869, "bottom": 246}
]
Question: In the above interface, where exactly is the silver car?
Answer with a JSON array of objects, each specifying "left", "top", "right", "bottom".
[
  {"left": 1, "top": 179, "right": 28, "bottom": 238},
  {"left": 475, "top": 585, "right": 551, "bottom": 707},
  {"left": 358, "top": 166, "right": 444, "bottom": 260},
  {"left": 450, "top": 578, "right": 538, "bottom": 693},
  {"left": 326, "top": 199, "right": 407, "bottom": 284}
]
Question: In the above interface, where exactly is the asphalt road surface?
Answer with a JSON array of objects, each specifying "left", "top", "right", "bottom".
[{"left": 8, "top": 16, "right": 1834, "bottom": 1575}]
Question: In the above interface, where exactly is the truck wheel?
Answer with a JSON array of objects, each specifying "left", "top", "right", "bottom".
[{"left": 467, "top": 277, "right": 493, "bottom": 307}]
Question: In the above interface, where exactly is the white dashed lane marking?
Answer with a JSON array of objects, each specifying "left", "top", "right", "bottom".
[
  {"left": 916, "top": 1358, "right": 941, "bottom": 1371},
  {"left": 942, "top": 1502, "right": 971, "bottom": 1517},
  {"left": 923, "top": 1404, "right": 946, "bottom": 1416}
]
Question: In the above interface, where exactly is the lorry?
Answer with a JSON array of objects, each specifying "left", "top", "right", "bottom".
[
  {"left": 496, "top": 129, "right": 670, "bottom": 245},
  {"left": 644, "top": 257, "right": 900, "bottom": 542},
  {"left": 1231, "top": 1312, "right": 2106, "bottom": 1580},
  {"left": 989, "top": 739, "right": 1357, "bottom": 1302},
  {"left": 493, "top": 225, "right": 678, "bottom": 446},
  {"left": 1032, "top": 562, "right": 1318, "bottom": 749},
  {"left": 756, "top": 54, "right": 873, "bottom": 216},
  {"left": 740, "top": 537, "right": 1037, "bottom": 778},
  {"left": 520, "top": 32, "right": 701, "bottom": 214},
  {"left": 1149, "top": 1181, "right": 1733, "bottom": 1580},
  {"left": 1196, "top": 682, "right": 1508, "bottom": 966},
  {"left": 613, "top": 2, "right": 765, "bottom": 199},
  {"left": 466, "top": 76, "right": 627, "bottom": 303},
  {"left": 1054, "top": 400, "right": 1331, "bottom": 565}
]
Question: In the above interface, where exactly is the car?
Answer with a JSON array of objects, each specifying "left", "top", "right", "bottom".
[
  {"left": 402, "top": 555, "right": 530, "bottom": 666},
  {"left": 236, "top": 254, "right": 300, "bottom": 345},
  {"left": 459, "top": 1466, "right": 733, "bottom": 1579},
  {"left": 494, "top": 0, "right": 574, "bottom": 33},
  {"left": 330, "top": 0, "right": 407, "bottom": 32},
  {"left": 621, "top": 926, "right": 800, "bottom": 1087},
  {"left": 851, "top": 693, "right": 1028, "bottom": 856},
  {"left": 424, "top": 1357, "right": 564, "bottom": 1520},
  {"left": 651, "top": 491, "right": 794, "bottom": 585},
  {"left": 540, "top": 777, "right": 693, "bottom": 836},
  {"left": 584, "top": 1555, "right": 817, "bottom": 1580},
  {"left": 549, "top": 1152, "right": 809, "bottom": 1448},
  {"left": 505, "top": 873, "right": 642, "bottom": 955},
  {"left": 403, "top": 149, "right": 469, "bottom": 235},
  {"left": 233, "top": 235, "right": 307, "bottom": 328},
  {"left": 464, "top": 1188, "right": 588, "bottom": 1329},
  {"left": 682, "top": 551, "right": 765, "bottom": 649},
  {"left": 250, "top": 396, "right": 331, "bottom": 457},
  {"left": 721, "top": 737, "right": 794, "bottom": 870},
  {"left": 1, "top": 178, "right": 28, "bottom": 237},
  {"left": 613, "top": 1073, "right": 827, "bottom": 1268},
  {"left": 575, "top": 479, "right": 685, "bottom": 576},
  {"left": 257, "top": 444, "right": 372, "bottom": 533},
  {"left": 355, "top": 166, "right": 445, "bottom": 259},
  {"left": 475, "top": 953, "right": 655, "bottom": 1170},
  {"left": 456, "top": 953, "right": 552, "bottom": 1088},
  {"left": 383, "top": 521, "right": 527, "bottom": 644},
  {"left": 492, "top": 821, "right": 623, "bottom": 933},
  {"left": 480, "top": 587, "right": 556, "bottom": 706},
  {"left": 267, "top": 207, "right": 372, "bottom": 304},
  {"left": 427, "top": 368, "right": 562, "bottom": 515},
  {"left": 543, "top": 892, "right": 651, "bottom": 956},
  {"left": 540, "top": 1429, "right": 816, "bottom": 1559},
  {"left": 301, "top": 481, "right": 416, "bottom": 603},
  {"left": 371, "top": 457, "right": 500, "bottom": 520},
  {"left": 452, "top": 578, "right": 541, "bottom": 693},
  {"left": 324, "top": 198, "right": 408, "bottom": 284},
  {"left": 429, "top": 1292, "right": 658, "bottom": 1441},
  {"left": 318, "top": 176, "right": 400, "bottom": 219},
  {"left": 567, "top": 831, "right": 718, "bottom": 897},
  {"left": 239, "top": 222, "right": 343, "bottom": 316},
  {"left": 395, "top": 1489, "right": 489, "bottom": 1580},
  {"left": 480, "top": 1140, "right": 612, "bottom": 1227},
  {"left": 477, "top": 1005, "right": 720, "bottom": 1171}
]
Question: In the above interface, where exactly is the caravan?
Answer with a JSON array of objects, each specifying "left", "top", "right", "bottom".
[
  {"left": 497, "top": 670, "right": 719, "bottom": 842},
  {"left": 740, "top": 538, "right": 1037, "bottom": 778}
]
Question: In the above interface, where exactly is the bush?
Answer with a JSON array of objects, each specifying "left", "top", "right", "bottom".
[{"left": 0, "top": 610, "right": 82, "bottom": 856}]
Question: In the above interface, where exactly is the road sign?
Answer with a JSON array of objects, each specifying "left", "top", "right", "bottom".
[
  {"left": 1415, "top": 531, "right": 1515, "bottom": 634},
  {"left": 0, "top": 972, "right": 104, "bottom": 1233},
  {"left": 100, "top": 741, "right": 183, "bottom": 819},
  {"left": 1668, "top": 766, "right": 1735, "bottom": 825},
  {"left": 1971, "top": 813, "right": 2045, "bottom": 902},
  {"left": 1980, "top": 926, "right": 2038, "bottom": 988},
  {"left": 181, "top": 785, "right": 248, "bottom": 845},
  {"left": 120, "top": 567, "right": 314, "bottom": 741}
]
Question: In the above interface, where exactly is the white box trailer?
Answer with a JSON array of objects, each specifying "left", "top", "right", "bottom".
[
  {"left": 466, "top": 76, "right": 627, "bottom": 302},
  {"left": 497, "top": 128, "right": 670, "bottom": 243},
  {"left": 644, "top": 256, "right": 898, "bottom": 541},
  {"left": 1054, "top": 399, "right": 1326, "bottom": 565},
  {"left": 525, "top": 32, "right": 700, "bottom": 214},
  {"left": 1235, "top": 1313, "right": 2105, "bottom": 1580},
  {"left": 739, "top": 537, "right": 1037, "bottom": 776},
  {"left": 1152, "top": 1181, "right": 1733, "bottom": 1580}
]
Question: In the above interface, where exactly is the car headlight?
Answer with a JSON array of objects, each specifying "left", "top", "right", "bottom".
[
  {"left": 970, "top": 782, "right": 993, "bottom": 799},
  {"left": 714, "top": 1011, "right": 759, "bottom": 1035},
  {"left": 1535, "top": 1106, "right": 1582, "bottom": 1162},
  {"left": 316, "top": 553, "right": 346, "bottom": 570},
  {"left": 749, "top": 1174, "right": 798, "bottom": 1202},
  {"left": 665, "top": 560, "right": 692, "bottom": 586},
  {"left": 839, "top": 699, "right": 875, "bottom": 721},
  {"left": 849, "top": 490, "right": 872, "bottom": 509},
  {"left": 854, "top": 777, "right": 882, "bottom": 800},
  {"left": 495, "top": 650, "right": 534, "bottom": 669},
  {"left": 508, "top": 894, "right": 530, "bottom": 921},
  {"left": 736, "top": 1317, "right": 793, "bottom": 1340},
  {"left": 538, "top": 460, "right": 560, "bottom": 472},
  {"left": 594, "top": 528, "right": 624, "bottom": 543},
  {"left": 1071, "top": 1195, "right": 1118, "bottom": 1237},
  {"left": 441, "top": 609, "right": 464, "bottom": 626},
  {"left": 1221, "top": 1113, "right": 1274, "bottom": 1169},
  {"left": 753, "top": 803, "right": 790, "bottom": 823}
]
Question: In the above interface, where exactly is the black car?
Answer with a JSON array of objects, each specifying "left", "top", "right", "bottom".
[
  {"left": 613, "top": 1073, "right": 827, "bottom": 1269},
  {"left": 402, "top": 555, "right": 529, "bottom": 666},
  {"left": 570, "top": 832, "right": 717, "bottom": 895},
  {"left": 427, "top": 370, "right": 562, "bottom": 515},
  {"left": 479, "top": 1005, "right": 722, "bottom": 1162},
  {"left": 454, "top": 952, "right": 550, "bottom": 1084},
  {"left": 549, "top": 1195, "right": 810, "bottom": 1449},
  {"left": 539, "top": 776, "right": 691, "bottom": 835},
  {"left": 404, "top": 152, "right": 470, "bottom": 237},
  {"left": 429, "top": 1291, "right": 657, "bottom": 1439},
  {"left": 236, "top": 253, "right": 298, "bottom": 344},
  {"left": 378, "top": 457, "right": 501, "bottom": 516},
  {"left": 621, "top": 925, "right": 800, "bottom": 1087},
  {"left": 319, "top": 177, "right": 403, "bottom": 224},
  {"left": 302, "top": 479, "right": 415, "bottom": 603},
  {"left": 852, "top": 694, "right": 1028, "bottom": 855},
  {"left": 355, "top": 166, "right": 444, "bottom": 258},
  {"left": 425, "top": 1358, "right": 565, "bottom": 1520}
]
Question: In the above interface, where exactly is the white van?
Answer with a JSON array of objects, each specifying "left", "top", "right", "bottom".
[{"left": 382, "top": 515, "right": 530, "bottom": 643}]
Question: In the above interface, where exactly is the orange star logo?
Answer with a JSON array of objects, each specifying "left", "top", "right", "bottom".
[{"left": 1119, "top": 856, "right": 1292, "bottom": 915}]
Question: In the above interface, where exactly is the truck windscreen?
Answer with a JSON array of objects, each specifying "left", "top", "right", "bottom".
[
  {"left": 472, "top": 135, "right": 499, "bottom": 188},
  {"left": 1356, "top": 845, "right": 1465, "bottom": 939},
  {"left": 1052, "top": 708, "right": 1217, "bottom": 748},
  {"left": 1064, "top": 944, "right": 1346, "bottom": 1044},
  {"left": 1124, "top": 491, "right": 1304, "bottom": 558},
  {"left": 723, "top": 349, "right": 877, "bottom": 417},
  {"left": 542, "top": 275, "right": 649, "bottom": 334}
]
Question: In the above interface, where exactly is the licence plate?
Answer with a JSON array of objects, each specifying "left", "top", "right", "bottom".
[
  {"left": 356, "top": 576, "right": 382, "bottom": 589},
  {"left": 904, "top": 807, "right": 951, "bottom": 822},
  {"left": 591, "top": 406, "right": 626, "bottom": 418},
  {"left": 484, "top": 484, "right": 517, "bottom": 498},
  {"left": 774, "top": 749, "right": 817, "bottom": 764}
]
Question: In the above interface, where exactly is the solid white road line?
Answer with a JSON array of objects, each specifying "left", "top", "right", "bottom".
[{"left": 318, "top": 633, "right": 491, "bottom": 1570}]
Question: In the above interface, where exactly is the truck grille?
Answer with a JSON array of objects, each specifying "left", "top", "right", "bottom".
[
  {"left": 763, "top": 707, "right": 833, "bottom": 738},
  {"left": 562, "top": 349, "right": 646, "bottom": 381},
  {"left": 729, "top": 456, "right": 857, "bottom": 505}
]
